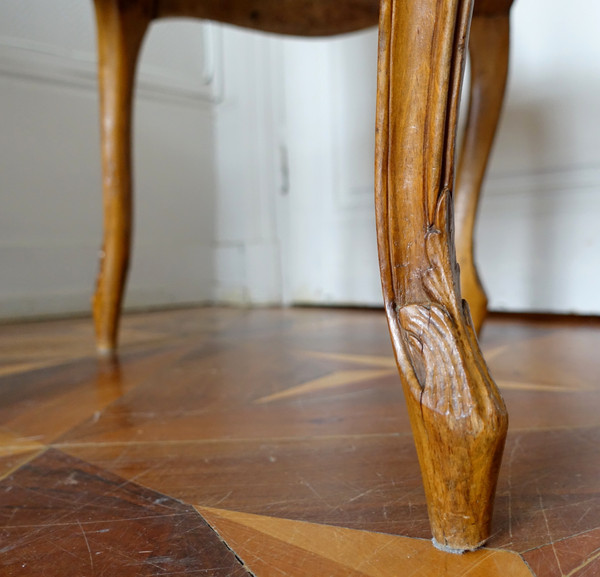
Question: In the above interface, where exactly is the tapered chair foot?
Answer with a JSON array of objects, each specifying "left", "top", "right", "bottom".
[{"left": 375, "top": 0, "right": 509, "bottom": 550}]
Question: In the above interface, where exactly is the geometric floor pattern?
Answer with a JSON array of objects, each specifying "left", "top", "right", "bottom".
[
  {"left": 2, "top": 306, "right": 600, "bottom": 576},
  {"left": 197, "top": 506, "right": 533, "bottom": 576}
]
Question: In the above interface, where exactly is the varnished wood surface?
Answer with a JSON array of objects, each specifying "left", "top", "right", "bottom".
[
  {"left": 375, "top": 0, "right": 507, "bottom": 551},
  {"left": 89, "top": 0, "right": 505, "bottom": 355},
  {"left": 1, "top": 306, "right": 600, "bottom": 575},
  {"left": 454, "top": 4, "right": 513, "bottom": 332},
  {"left": 197, "top": 506, "right": 534, "bottom": 576},
  {"left": 90, "top": 0, "right": 513, "bottom": 548},
  {"left": 0, "top": 449, "right": 250, "bottom": 576},
  {"left": 90, "top": 0, "right": 380, "bottom": 354},
  {"left": 90, "top": 0, "right": 510, "bottom": 544},
  {"left": 156, "top": 0, "right": 380, "bottom": 36},
  {"left": 92, "top": 0, "right": 153, "bottom": 353}
]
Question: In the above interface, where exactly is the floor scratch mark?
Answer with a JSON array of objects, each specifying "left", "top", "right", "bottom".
[
  {"left": 77, "top": 519, "right": 94, "bottom": 574},
  {"left": 507, "top": 434, "right": 522, "bottom": 539},
  {"left": 348, "top": 488, "right": 375, "bottom": 503},
  {"left": 210, "top": 491, "right": 233, "bottom": 507},
  {"left": 564, "top": 546, "right": 600, "bottom": 577},
  {"left": 538, "top": 490, "right": 564, "bottom": 576}
]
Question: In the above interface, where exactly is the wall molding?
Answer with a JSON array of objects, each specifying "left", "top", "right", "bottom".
[
  {"left": 0, "top": 22, "right": 222, "bottom": 104},
  {"left": 485, "top": 164, "right": 600, "bottom": 200},
  {"left": 477, "top": 164, "right": 600, "bottom": 315}
]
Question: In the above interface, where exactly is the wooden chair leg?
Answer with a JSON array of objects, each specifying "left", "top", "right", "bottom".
[
  {"left": 455, "top": 3, "right": 513, "bottom": 333},
  {"left": 92, "top": 0, "right": 152, "bottom": 354},
  {"left": 375, "top": 0, "right": 508, "bottom": 552}
]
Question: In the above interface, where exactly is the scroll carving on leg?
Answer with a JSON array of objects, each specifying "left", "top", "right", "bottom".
[{"left": 375, "top": 0, "right": 508, "bottom": 552}]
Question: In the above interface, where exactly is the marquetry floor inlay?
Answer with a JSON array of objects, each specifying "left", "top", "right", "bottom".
[{"left": 1, "top": 306, "right": 599, "bottom": 576}]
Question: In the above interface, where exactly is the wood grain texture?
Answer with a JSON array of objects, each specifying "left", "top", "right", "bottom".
[
  {"left": 198, "top": 507, "right": 535, "bottom": 577},
  {"left": 473, "top": 0, "right": 515, "bottom": 17},
  {"left": 156, "top": 0, "right": 379, "bottom": 36},
  {"left": 87, "top": 0, "right": 510, "bottom": 356},
  {"left": 59, "top": 426, "right": 600, "bottom": 558},
  {"left": 0, "top": 343, "right": 189, "bottom": 445},
  {"left": 522, "top": 526, "right": 600, "bottom": 577},
  {"left": 61, "top": 434, "right": 430, "bottom": 536},
  {"left": 0, "top": 449, "right": 251, "bottom": 576},
  {"left": 2, "top": 307, "right": 600, "bottom": 574},
  {"left": 375, "top": 0, "right": 508, "bottom": 551},
  {"left": 92, "top": 0, "right": 153, "bottom": 354},
  {"left": 455, "top": 5, "right": 513, "bottom": 332},
  {"left": 89, "top": 0, "right": 378, "bottom": 355}
]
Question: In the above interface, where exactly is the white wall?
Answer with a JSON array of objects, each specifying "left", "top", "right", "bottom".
[
  {"left": 3, "top": 0, "right": 600, "bottom": 319},
  {"left": 280, "top": 0, "right": 600, "bottom": 315},
  {"left": 477, "top": 0, "right": 600, "bottom": 314},
  {"left": 0, "top": 2, "right": 235, "bottom": 320},
  {"left": 0, "top": 1, "right": 290, "bottom": 321},
  {"left": 212, "top": 29, "right": 286, "bottom": 305},
  {"left": 281, "top": 30, "right": 381, "bottom": 306}
]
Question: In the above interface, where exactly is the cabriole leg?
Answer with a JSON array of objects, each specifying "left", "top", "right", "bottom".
[
  {"left": 455, "top": 1, "right": 514, "bottom": 333},
  {"left": 92, "top": 0, "right": 152, "bottom": 354},
  {"left": 375, "top": 0, "right": 508, "bottom": 552}
]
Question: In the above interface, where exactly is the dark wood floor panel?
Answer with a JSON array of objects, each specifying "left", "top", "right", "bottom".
[
  {"left": 0, "top": 344, "right": 192, "bottom": 446},
  {"left": 2, "top": 307, "right": 600, "bottom": 575},
  {"left": 55, "top": 374, "right": 409, "bottom": 446},
  {"left": 492, "top": 428, "right": 600, "bottom": 552},
  {"left": 522, "top": 526, "right": 600, "bottom": 577},
  {"left": 0, "top": 448, "right": 250, "bottom": 576},
  {"left": 60, "top": 433, "right": 432, "bottom": 537},
  {"left": 0, "top": 450, "right": 41, "bottom": 482},
  {"left": 60, "top": 427, "right": 600, "bottom": 557},
  {"left": 52, "top": 312, "right": 409, "bottom": 447}
]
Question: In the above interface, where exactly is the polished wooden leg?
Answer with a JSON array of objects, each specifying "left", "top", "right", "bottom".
[
  {"left": 375, "top": 0, "right": 508, "bottom": 552},
  {"left": 455, "top": 2, "right": 513, "bottom": 333},
  {"left": 92, "top": 0, "right": 152, "bottom": 354}
]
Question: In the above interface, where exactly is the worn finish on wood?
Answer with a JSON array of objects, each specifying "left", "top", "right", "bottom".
[
  {"left": 522, "top": 526, "right": 600, "bottom": 577},
  {"left": 375, "top": 0, "right": 508, "bottom": 551},
  {"left": 61, "top": 425, "right": 600, "bottom": 557},
  {"left": 92, "top": 0, "right": 153, "bottom": 354},
  {"left": 455, "top": 3, "right": 513, "bottom": 333},
  {"left": 156, "top": 0, "right": 379, "bottom": 36},
  {"left": 0, "top": 449, "right": 251, "bottom": 576},
  {"left": 90, "top": 1, "right": 379, "bottom": 354},
  {"left": 39, "top": 0, "right": 519, "bottom": 557},
  {"left": 89, "top": 0, "right": 509, "bottom": 376},
  {"left": 473, "top": 0, "right": 515, "bottom": 16},
  {"left": 62, "top": 434, "right": 430, "bottom": 536},
  {"left": 198, "top": 507, "right": 534, "bottom": 577},
  {"left": 2, "top": 308, "right": 600, "bottom": 574}
]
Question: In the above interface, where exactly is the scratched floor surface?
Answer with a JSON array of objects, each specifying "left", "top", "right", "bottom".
[{"left": 1, "top": 306, "right": 599, "bottom": 576}]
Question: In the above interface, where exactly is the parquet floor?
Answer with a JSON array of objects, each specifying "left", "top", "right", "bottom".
[{"left": 1, "top": 306, "right": 600, "bottom": 576}]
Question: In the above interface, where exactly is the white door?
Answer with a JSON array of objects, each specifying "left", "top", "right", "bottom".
[{"left": 282, "top": 29, "right": 382, "bottom": 306}]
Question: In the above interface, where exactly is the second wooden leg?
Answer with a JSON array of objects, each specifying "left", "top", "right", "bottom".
[
  {"left": 455, "top": 4, "right": 513, "bottom": 333},
  {"left": 92, "top": 0, "right": 152, "bottom": 354}
]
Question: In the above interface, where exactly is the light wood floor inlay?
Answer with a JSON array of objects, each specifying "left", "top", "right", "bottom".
[
  {"left": 198, "top": 506, "right": 534, "bottom": 577},
  {"left": 1, "top": 307, "right": 600, "bottom": 575}
]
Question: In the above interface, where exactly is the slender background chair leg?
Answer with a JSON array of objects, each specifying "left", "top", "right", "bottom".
[
  {"left": 92, "top": 0, "right": 152, "bottom": 354},
  {"left": 375, "top": 0, "right": 508, "bottom": 552},
  {"left": 455, "top": 1, "right": 514, "bottom": 333}
]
